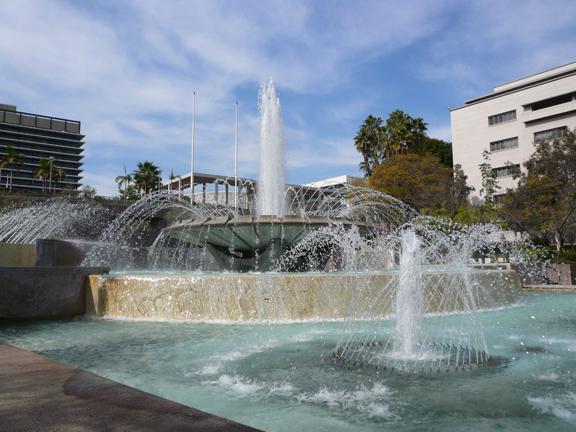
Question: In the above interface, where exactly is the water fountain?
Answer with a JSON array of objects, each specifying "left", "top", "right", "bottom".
[
  {"left": 80, "top": 81, "right": 527, "bottom": 328},
  {"left": 2, "top": 82, "right": 567, "bottom": 432}
]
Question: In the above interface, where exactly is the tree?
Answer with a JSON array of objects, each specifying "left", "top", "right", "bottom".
[
  {"left": 500, "top": 128, "right": 576, "bottom": 253},
  {"left": 478, "top": 150, "right": 500, "bottom": 205},
  {"left": 132, "top": 161, "right": 162, "bottom": 195},
  {"left": 382, "top": 110, "right": 428, "bottom": 157},
  {"left": 34, "top": 158, "right": 52, "bottom": 193},
  {"left": 449, "top": 164, "right": 474, "bottom": 219},
  {"left": 354, "top": 110, "right": 432, "bottom": 178},
  {"left": 115, "top": 166, "right": 133, "bottom": 200},
  {"left": 0, "top": 146, "right": 23, "bottom": 191},
  {"left": 368, "top": 154, "right": 452, "bottom": 211},
  {"left": 415, "top": 137, "right": 453, "bottom": 167},
  {"left": 52, "top": 166, "right": 65, "bottom": 192},
  {"left": 354, "top": 115, "right": 383, "bottom": 177}
]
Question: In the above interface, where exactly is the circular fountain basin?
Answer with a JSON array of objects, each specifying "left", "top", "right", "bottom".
[
  {"left": 161, "top": 215, "right": 374, "bottom": 271},
  {"left": 162, "top": 215, "right": 371, "bottom": 252},
  {"left": 86, "top": 267, "right": 522, "bottom": 322}
]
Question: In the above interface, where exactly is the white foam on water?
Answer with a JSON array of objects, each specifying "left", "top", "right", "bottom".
[
  {"left": 366, "top": 402, "right": 394, "bottom": 419},
  {"left": 196, "top": 363, "right": 221, "bottom": 376},
  {"left": 268, "top": 381, "right": 297, "bottom": 395},
  {"left": 209, "top": 374, "right": 264, "bottom": 397},
  {"left": 534, "top": 371, "right": 560, "bottom": 381},
  {"left": 528, "top": 392, "right": 576, "bottom": 423},
  {"left": 296, "top": 382, "right": 395, "bottom": 419},
  {"left": 204, "top": 374, "right": 297, "bottom": 398}
]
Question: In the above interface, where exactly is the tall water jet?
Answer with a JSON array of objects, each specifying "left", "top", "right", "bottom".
[
  {"left": 394, "top": 229, "right": 422, "bottom": 358},
  {"left": 257, "top": 79, "right": 286, "bottom": 216}
]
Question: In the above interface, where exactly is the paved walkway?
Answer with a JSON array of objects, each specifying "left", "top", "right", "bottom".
[{"left": 0, "top": 343, "right": 260, "bottom": 432}]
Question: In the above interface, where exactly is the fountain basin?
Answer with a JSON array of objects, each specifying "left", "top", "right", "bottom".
[
  {"left": 86, "top": 268, "right": 521, "bottom": 321},
  {"left": 162, "top": 215, "right": 372, "bottom": 271}
]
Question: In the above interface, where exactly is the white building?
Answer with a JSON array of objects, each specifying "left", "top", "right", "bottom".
[
  {"left": 303, "top": 175, "right": 361, "bottom": 188},
  {"left": 451, "top": 61, "right": 576, "bottom": 198}
]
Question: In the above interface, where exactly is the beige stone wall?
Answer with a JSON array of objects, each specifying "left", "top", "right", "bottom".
[
  {"left": 0, "top": 243, "right": 35, "bottom": 267},
  {"left": 86, "top": 270, "right": 522, "bottom": 322}
]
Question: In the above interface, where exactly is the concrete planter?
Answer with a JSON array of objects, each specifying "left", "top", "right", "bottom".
[{"left": 547, "top": 264, "right": 576, "bottom": 285}]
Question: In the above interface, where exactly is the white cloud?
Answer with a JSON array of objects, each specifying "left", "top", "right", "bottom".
[{"left": 1, "top": 0, "right": 574, "bottom": 194}]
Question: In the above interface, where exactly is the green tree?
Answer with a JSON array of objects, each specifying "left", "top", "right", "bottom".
[
  {"left": 115, "top": 166, "right": 133, "bottom": 200},
  {"left": 368, "top": 154, "right": 451, "bottom": 211},
  {"left": 381, "top": 110, "right": 428, "bottom": 157},
  {"left": 478, "top": 150, "right": 500, "bottom": 205},
  {"left": 449, "top": 164, "right": 474, "bottom": 219},
  {"left": 499, "top": 129, "right": 576, "bottom": 253},
  {"left": 354, "top": 115, "right": 383, "bottom": 177},
  {"left": 52, "top": 166, "right": 65, "bottom": 191},
  {"left": 132, "top": 161, "right": 162, "bottom": 195},
  {"left": 0, "top": 146, "right": 23, "bottom": 191},
  {"left": 34, "top": 158, "right": 52, "bottom": 193},
  {"left": 415, "top": 137, "right": 453, "bottom": 167}
]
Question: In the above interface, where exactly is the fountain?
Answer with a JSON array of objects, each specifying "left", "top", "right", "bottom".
[
  {"left": 87, "top": 81, "right": 415, "bottom": 272},
  {"left": 257, "top": 79, "right": 286, "bottom": 217},
  {"left": 2, "top": 82, "right": 567, "bottom": 432},
  {"left": 80, "top": 81, "right": 527, "bottom": 330}
]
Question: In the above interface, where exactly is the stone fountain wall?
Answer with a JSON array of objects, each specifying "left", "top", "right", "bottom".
[{"left": 86, "top": 270, "right": 522, "bottom": 322}]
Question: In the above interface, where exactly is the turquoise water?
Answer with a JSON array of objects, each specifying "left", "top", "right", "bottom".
[{"left": 1, "top": 292, "right": 575, "bottom": 431}]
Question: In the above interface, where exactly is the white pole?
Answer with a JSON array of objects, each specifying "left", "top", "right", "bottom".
[
  {"left": 190, "top": 91, "right": 196, "bottom": 205},
  {"left": 234, "top": 101, "right": 238, "bottom": 211}
]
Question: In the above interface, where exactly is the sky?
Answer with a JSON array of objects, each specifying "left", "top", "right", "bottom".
[{"left": 1, "top": 0, "right": 575, "bottom": 195}]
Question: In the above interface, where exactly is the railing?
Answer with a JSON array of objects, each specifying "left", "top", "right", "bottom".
[{"left": 0, "top": 109, "right": 81, "bottom": 134}]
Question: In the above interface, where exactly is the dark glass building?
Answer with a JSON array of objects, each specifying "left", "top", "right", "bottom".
[{"left": 0, "top": 103, "right": 84, "bottom": 193}]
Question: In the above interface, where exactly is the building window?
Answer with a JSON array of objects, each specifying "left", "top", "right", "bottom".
[
  {"left": 490, "top": 137, "right": 518, "bottom": 152},
  {"left": 493, "top": 164, "right": 520, "bottom": 178},
  {"left": 530, "top": 92, "right": 575, "bottom": 111},
  {"left": 534, "top": 126, "right": 567, "bottom": 142},
  {"left": 488, "top": 110, "right": 516, "bottom": 126}
]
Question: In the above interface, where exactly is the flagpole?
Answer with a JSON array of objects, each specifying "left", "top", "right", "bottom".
[
  {"left": 190, "top": 91, "right": 196, "bottom": 204},
  {"left": 234, "top": 101, "right": 239, "bottom": 211}
]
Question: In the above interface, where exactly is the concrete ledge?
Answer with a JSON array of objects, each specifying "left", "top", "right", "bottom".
[
  {"left": 0, "top": 267, "right": 108, "bottom": 320},
  {"left": 0, "top": 243, "right": 35, "bottom": 267},
  {"left": 0, "top": 343, "right": 259, "bottom": 432},
  {"left": 523, "top": 284, "right": 576, "bottom": 292},
  {"left": 87, "top": 270, "right": 522, "bottom": 321}
]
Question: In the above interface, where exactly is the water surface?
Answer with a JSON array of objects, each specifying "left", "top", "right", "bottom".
[{"left": 1, "top": 292, "right": 574, "bottom": 431}]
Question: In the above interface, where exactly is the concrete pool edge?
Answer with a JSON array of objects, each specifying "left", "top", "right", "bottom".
[
  {"left": 86, "top": 270, "right": 523, "bottom": 321},
  {"left": 0, "top": 342, "right": 261, "bottom": 432}
]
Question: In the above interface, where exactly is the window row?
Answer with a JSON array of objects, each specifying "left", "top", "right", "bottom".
[
  {"left": 490, "top": 137, "right": 518, "bottom": 152},
  {"left": 492, "top": 164, "right": 520, "bottom": 178},
  {"left": 534, "top": 126, "right": 567, "bottom": 142},
  {"left": 529, "top": 92, "right": 575, "bottom": 111},
  {"left": 488, "top": 110, "right": 516, "bottom": 126}
]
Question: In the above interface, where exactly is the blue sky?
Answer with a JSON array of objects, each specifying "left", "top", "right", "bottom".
[{"left": 1, "top": 0, "right": 575, "bottom": 195}]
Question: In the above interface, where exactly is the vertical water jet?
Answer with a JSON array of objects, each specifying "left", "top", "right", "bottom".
[{"left": 257, "top": 79, "right": 286, "bottom": 217}]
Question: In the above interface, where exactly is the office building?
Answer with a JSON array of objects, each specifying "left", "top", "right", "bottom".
[
  {"left": 450, "top": 61, "right": 576, "bottom": 197},
  {"left": 0, "top": 103, "right": 84, "bottom": 193}
]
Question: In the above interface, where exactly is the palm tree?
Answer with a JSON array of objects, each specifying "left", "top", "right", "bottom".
[
  {"left": 0, "top": 146, "right": 19, "bottom": 189},
  {"left": 52, "top": 166, "right": 65, "bottom": 192},
  {"left": 132, "top": 161, "right": 162, "bottom": 195},
  {"left": 34, "top": 158, "right": 52, "bottom": 193},
  {"left": 354, "top": 115, "right": 383, "bottom": 177},
  {"left": 4, "top": 146, "right": 23, "bottom": 191},
  {"left": 115, "top": 165, "right": 132, "bottom": 199}
]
